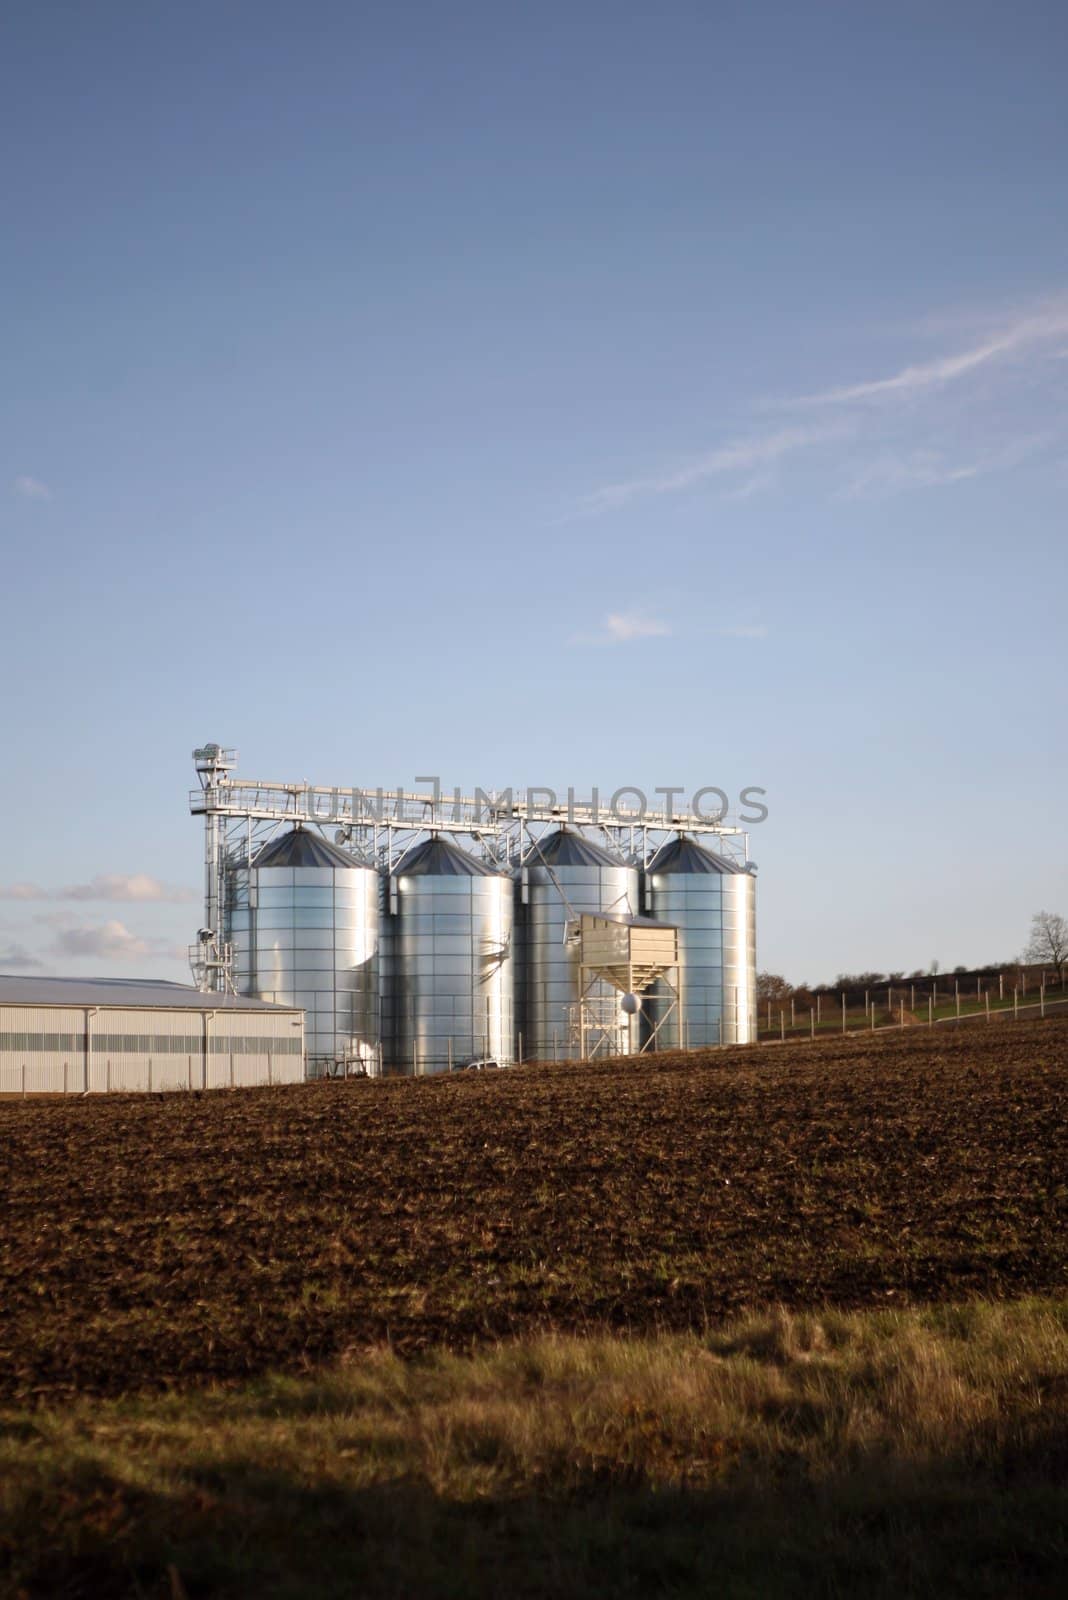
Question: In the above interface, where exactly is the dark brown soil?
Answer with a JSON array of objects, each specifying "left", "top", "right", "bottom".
[{"left": 1, "top": 1019, "right": 1065, "bottom": 1402}]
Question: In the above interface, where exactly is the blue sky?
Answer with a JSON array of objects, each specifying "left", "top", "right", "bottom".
[{"left": 2, "top": 0, "right": 1066, "bottom": 984}]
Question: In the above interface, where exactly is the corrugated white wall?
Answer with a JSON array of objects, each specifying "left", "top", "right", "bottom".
[
  {"left": 210, "top": 1010, "right": 306, "bottom": 1089},
  {"left": 0, "top": 1004, "right": 304, "bottom": 1094},
  {"left": 0, "top": 1005, "right": 87, "bottom": 1093}
]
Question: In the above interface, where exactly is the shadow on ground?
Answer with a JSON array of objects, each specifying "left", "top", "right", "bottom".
[{"left": 7, "top": 1437, "right": 1067, "bottom": 1600}]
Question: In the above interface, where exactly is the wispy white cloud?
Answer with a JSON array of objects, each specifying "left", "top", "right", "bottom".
[
  {"left": 0, "top": 873, "right": 196, "bottom": 904},
  {"left": 721, "top": 473, "right": 774, "bottom": 502},
  {"left": 53, "top": 920, "right": 154, "bottom": 962},
  {"left": 13, "top": 475, "right": 51, "bottom": 500},
  {"left": 717, "top": 624, "right": 769, "bottom": 639},
  {"left": 573, "top": 611, "right": 673, "bottom": 645},
  {"left": 839, "top": 451, "right": 980, "bottom": 498},
  {"left": 579, "top": 423, "right": 845, "bottom": 514},
  {"left": 577, "top": 291, "right": 1067, "bottom": 515},
  {"left": 48, "top": 920, "right": 186, "bottom": 964},
  {"left": 838, "top": 434, "right": 1051, "bottom": 499},
  {"left": 781, "top": 303, "right": 1068, "bottom": 409},
  {"left": 0, "top": 941, "right": 43, "bottom": 970},
  {"left": 61, "top": 873, "right": 197, "bottom": 904},
  {"left": 603, "top": 612, "right": 671, "bottom": 643}
]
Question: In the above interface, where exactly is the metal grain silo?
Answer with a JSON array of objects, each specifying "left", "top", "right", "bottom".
[
  {"left": 644, "top": 836, "right": 757, "bottom": 1046},
  {"left": 521, "top": 830, "right": 639, "bottom": 1061},
  {"left": 390, "top": 836, "right": 513, "bottom": 1074},
  {"left": 226, "top": 827, "right": 380, "bottom": 1074}
]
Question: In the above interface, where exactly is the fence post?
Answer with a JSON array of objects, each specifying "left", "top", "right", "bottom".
[
  {"left": 188, "top": 1054, "right": 193, "bottom": 1090},
  {"left": 21, "top": 1063, "right": 26, "bottom": 1099},
  {"left": 999, "top": 972, "right": 1004, "bottom": 1000},
  {"left": 870, "top": 1003, "right": 875, "bottom": 1031},
  {"left": 1041, "top": 982, "right": 1046, "bottom": 1018},
  {"left": 229, "top": 1050, "right": 235, "bottom": 1089},
  {"left": 810, "top": 1007, "right": 815, "bottom": 1038},
  {"left": 900, "top": 1002, "right": 905, "bottom": 1028},
  {"left": 107, "top": 1059, "right": 111, "bottom": 1093},
  {"left": 518, "top": 1032, "right": 523, "bottom": 1064},
  {"left": 1014, "top": 987, "right": 1018, "bottom": 1020},
  {"left": 779, "top": 1010, "right": 785, "bottom": 1042},
  {"left": 928, "top": 993, "right": 933, "bottom": 1027},
  {"left": 955, "top": 986, "right": 961, "bottom": 1023},
  {"left": 864, "top": 989, "right": 869, "bottom": 1016},
  {"left": 148, "top": 1058, "right": 153, "bottom": 1093},
  {"left": 63, "top": 1061, "right": 68, "bottom": 1094},
  {"left": 268, "top": 1051, "right": 273, "bottom": 1086},
  {"left": 553, "top": 1029, "right": 558, "bottom": 1061},
  {"left": 985, "top": 992, "right": 991, "bottom": 1023},
  {"left": 842, "top": 993, "right": 846, "bottom": 1033}
]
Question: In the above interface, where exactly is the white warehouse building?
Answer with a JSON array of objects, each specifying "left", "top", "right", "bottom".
[{"left": 0, "top": 975, "right": 304, "bottom": 1095}]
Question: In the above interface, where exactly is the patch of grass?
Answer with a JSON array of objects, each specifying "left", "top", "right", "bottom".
[{"left": 2, "top": 1298, "right": 1066, "bottom": 1598}]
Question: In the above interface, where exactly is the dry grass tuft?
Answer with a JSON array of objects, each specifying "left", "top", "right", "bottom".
[{"left": 2, "top": 1298, "right": 1066, "bottom": 1597}]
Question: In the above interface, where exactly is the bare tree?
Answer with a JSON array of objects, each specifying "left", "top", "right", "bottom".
[
  {"left": 756, "top": 972, "right": 793, "bottom": 1005},
  {"left": 1024, "top": 910, "right": 1068, "bottom": 984}
]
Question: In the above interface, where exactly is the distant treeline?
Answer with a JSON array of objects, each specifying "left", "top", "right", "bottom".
[{"left": 758, "top": 962, "right": 1062, "bottom": 1011}]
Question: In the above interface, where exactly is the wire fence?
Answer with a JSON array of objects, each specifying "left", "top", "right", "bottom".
[{"left": 756, "top": 973, "right": 1068, "bottom": 1048}]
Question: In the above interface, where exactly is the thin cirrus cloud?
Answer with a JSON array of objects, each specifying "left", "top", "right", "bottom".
[
  {"left": 578, "top": 424, "right": 845, "bottom": 515},
  {"left": 578, "top": 292, "right": 1067, "bottom": 513},
  {"left": 0, "top": 873, "right": 196, "bottom": 903},
  {"left": 13, "top": 475, "right": 51, "bottom": 500},
  {"left": 837, "top": 434, "right": 1052, "bottom": 500},
  {"left": 780, "top": 301, "right": 1068, "bottom": 409}
]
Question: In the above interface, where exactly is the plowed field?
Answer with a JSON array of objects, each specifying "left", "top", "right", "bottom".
[{"left": 1, "top": 1020, "right": 1065, "bottom": 1402}]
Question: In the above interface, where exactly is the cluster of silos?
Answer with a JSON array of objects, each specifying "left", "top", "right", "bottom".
[
  {"left": 644, "top": 837, "right": 757, "bottom": 1046},
  {"left": 518, "top": 830, "right": 639, "bottom": 1061},
  {"left": 226, "top": 823, "right": 756, "bottom": 1072},
  {"left": 384, "top": 836, "right": 513, "bottom": 1073},
  {"left": 225, "top": 828, "right": 380, "bottom": 1073}
]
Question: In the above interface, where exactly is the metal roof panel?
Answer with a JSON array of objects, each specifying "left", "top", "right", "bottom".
[
  {"left": 0, "top": 975, "right": 302, "bottom": 1012},
  {"left": 253, "top": 828, "right": 360, "bottom": 871}
]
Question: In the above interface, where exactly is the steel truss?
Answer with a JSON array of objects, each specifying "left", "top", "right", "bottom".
[{"left": 190, "top": 745, "right": 751, "bottom": 993}]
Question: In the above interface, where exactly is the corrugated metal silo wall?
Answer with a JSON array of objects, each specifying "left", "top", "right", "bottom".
[
  {"left": 645, "top": 862, "right": 757, "bottom": 1046},
  {"left": 722, "top": 872, "right": 757, "bottom": 1043},
  {"left": 227, "top": 856, "right": 380, "bottom": 1073},
  {"left": 390, "top": 867, "right": 514, "bottom": 1074}
]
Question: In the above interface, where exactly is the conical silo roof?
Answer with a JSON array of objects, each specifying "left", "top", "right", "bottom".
[
  {"left": 395, "top": 836, "right": 502, "bottom": 877},
  {"left": 253, "top": 828, "right": 359, "bottom": 871},
  {"left": 528, "top": 830, "right": 620, "bottom": 868},
  {"left": 646, "top": 836, "right": 744, "bottom": 875}
]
